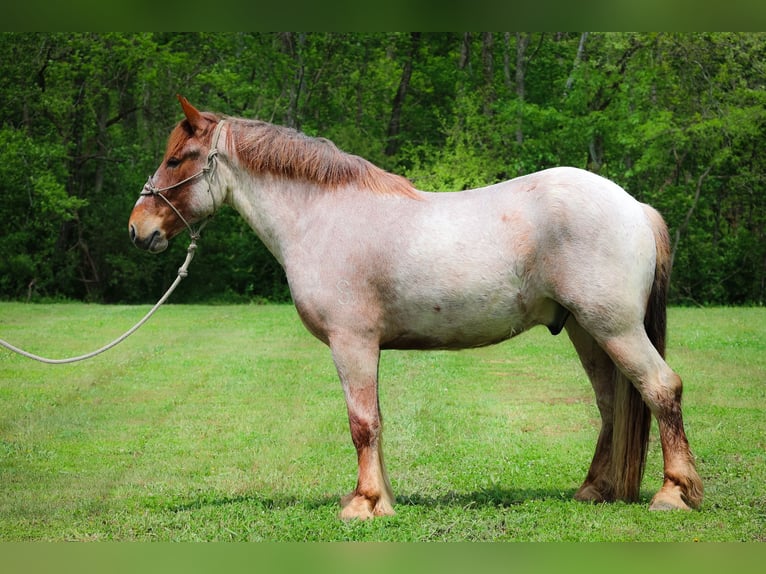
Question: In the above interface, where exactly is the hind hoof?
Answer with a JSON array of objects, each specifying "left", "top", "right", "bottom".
[{"left": 650, "top": 484, "right": 692, "bottom": 511}]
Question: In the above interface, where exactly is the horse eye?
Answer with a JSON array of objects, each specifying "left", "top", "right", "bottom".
[{"left": 166, "top": 157, "right": 181, "bottom": 168}]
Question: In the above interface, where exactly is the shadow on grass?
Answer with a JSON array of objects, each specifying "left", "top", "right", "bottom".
[
  {"left": 398, "top": 487, "right": 580, "bottom": 509},
  {"left": 396, "top": 487, "right": 657, "bottom": 509},
  {"left": 158, "top": 486, "right": 586, "bottom": 514}
]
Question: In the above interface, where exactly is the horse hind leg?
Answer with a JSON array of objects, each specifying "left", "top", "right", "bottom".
[
  {"left": 330, "top": 336, "right": 395, "bottom": 520},
  {"left": 565, "top": 318, "right": 650, "bottom": 503},
  {"left": 565, "top": 318, "right": 614, "bottom": 502},
  {"left": 601, "top": 330, "right": 703, "bottom": 510}
]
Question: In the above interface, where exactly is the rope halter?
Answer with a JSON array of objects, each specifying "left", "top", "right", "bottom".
[{"left": 141, "top": 119, "right": 227, "bottom": 240}]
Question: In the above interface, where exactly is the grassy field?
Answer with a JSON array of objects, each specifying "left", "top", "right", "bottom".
[{"left": 0, "top": 303, "right": 764, "bottom": 541}]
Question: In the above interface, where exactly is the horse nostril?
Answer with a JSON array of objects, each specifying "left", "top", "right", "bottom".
[{"left": 129, "top": 224, "right": 137, "bottom": 243}]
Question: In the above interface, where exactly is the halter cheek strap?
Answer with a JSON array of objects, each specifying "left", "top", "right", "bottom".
[{"left": 141, "top": 119, "right": 227, "bottom": 239}]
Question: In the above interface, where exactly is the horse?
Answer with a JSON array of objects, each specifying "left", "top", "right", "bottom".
[{"left": 128, "top": 96, "right": 703, "bottom": 519}]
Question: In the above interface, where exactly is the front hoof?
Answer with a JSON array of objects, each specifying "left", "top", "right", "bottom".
[
  {"left": 339, "top": 494, "right": 374, "bottom": 520},
  {"left": 339, "top": 493, "right": 396, "bottom": 520},
  {"left": 574, "top": 483, "right": 611, "bottom": 503}
]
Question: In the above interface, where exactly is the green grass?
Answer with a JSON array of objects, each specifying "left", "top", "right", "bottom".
[{"left": 1, "top": 303, "right": 764, "bottom": 541}]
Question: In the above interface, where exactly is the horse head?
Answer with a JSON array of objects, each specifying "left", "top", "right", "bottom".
[{"left": 128, "top": 95, "right": 225, "bottom": 252}]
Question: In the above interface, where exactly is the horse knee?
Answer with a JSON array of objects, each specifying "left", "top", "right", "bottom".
[
  {"left": 602, "top": 334, "right": 682, "bottom": 414},
  {"left": 666, "top": 371, "right": 683, "bottom": 398},
  {"left": 644, "top": 370, "right": 683, "bottom": 418}
]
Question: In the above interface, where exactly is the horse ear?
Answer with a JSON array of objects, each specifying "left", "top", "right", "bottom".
[{"left": 177, "top": 94, "right": 206, "bottom": 134}]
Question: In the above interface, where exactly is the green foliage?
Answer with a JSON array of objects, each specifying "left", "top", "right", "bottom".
[
  {"left": 0, "top": 33, "right": 765, "bottom": 304},
  {"left": 0, "top": 126, "right": 85, "bottom": 299}
]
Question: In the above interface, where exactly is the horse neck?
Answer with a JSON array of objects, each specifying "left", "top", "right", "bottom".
[{"left": 222, "top": 166, "right": 324, "bottom": 266}]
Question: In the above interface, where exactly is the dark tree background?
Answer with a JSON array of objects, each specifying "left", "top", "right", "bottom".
[{"left": 1, "top": 33, "right": 764, "bottom": 305}]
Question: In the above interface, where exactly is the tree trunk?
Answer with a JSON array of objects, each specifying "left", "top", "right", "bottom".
[
  {"left": 280, "top": 32, "right": 306, "bottom": 130},
  {"left": 514, "top": 33, "right": 530, "bottom": 147},
  {"left": 565, "top": 32, "right": 589, "bottom": 95},
  {"left": 503, "top": 32, "right": 512, "bottom": 90},
  {"left": 671, "top": 165, "right": 712, "bottom": 271},
  {"left": 482, "top": 32, "right": 494, "bottom": 115},
  {"left": 385, "top": 32, "right": 420, "bottom": 157},
  {"left": 588, "top": 133, "right": 604, "bottom": 173},
  {"left": 459, "top": 33, "right": 471, "bottom": 71}
]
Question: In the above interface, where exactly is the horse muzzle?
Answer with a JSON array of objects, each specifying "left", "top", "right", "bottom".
[{"left": 129, "top": 220, "right": 169, "bottom": 253}]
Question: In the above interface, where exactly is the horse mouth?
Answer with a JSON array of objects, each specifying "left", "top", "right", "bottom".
[{"left": 130, "top": 225, "right": 168, "bottom": 253}]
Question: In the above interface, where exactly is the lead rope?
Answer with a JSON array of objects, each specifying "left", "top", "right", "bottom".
[
  {"left": 1, "top": 120, "right": 227, "bottom": 364},
  {"left": 0, "top": 238, "right": 198, "bottom": 364}
]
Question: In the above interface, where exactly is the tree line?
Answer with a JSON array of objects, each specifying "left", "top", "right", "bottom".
[{"left": 1, "top": 32, "right": 764, "bottom": 305}]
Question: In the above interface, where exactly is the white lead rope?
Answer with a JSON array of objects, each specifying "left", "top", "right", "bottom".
[
  {"left": 1, "top": 119, "right": 227, "bottom": 365},
  {"left": 0, "top": 238, "right": 198, "bottom": 365}
]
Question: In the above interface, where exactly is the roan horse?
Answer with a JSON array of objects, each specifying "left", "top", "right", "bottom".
[{"left": 129, "top": 96, "right": 703, "bottom": 519}]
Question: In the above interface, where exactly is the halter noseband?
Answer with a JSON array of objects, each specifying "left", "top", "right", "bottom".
[{"left": 141, "top": 119, "right": 227, "bottom": 240}]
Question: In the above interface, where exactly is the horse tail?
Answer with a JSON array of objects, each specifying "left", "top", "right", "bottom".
[
  {"left": 611, "top": 368, "right": 652, "bottom": 502},
  {"left": 610, "top": 205, "right": 670, "bottom": 502},
  {"left": 642, "top": 205, "right": 672, "bottom": 358}
]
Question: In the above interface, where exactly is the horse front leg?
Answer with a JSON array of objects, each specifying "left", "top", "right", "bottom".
[{"left": 331, "top": 336, "right": 395, "bottom": 520}]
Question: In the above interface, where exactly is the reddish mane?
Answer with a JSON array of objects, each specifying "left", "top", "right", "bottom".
[{"left": 229, "top": 119, "right": 419, "bottom": 198}]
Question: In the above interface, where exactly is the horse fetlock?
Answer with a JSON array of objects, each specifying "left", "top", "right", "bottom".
[
  {"left": 678, "top": 471, "right": 704, "bottom": 509},
  {"left": 649, "top": 475, "right": 702, "bottom": 511},
  {"left": 664, "top": 458, "right": 704, "bottom": 508}
]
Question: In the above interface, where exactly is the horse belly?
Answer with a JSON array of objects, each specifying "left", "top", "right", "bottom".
[
  {"left": 381, "top": 321, "right": 521, "bottom": 351},
  {"left": 380, "top": 277, "right": 533, "bottom": 350},
  {"left": 378, "top": 203, "right": 542, "bottom": 350}
]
